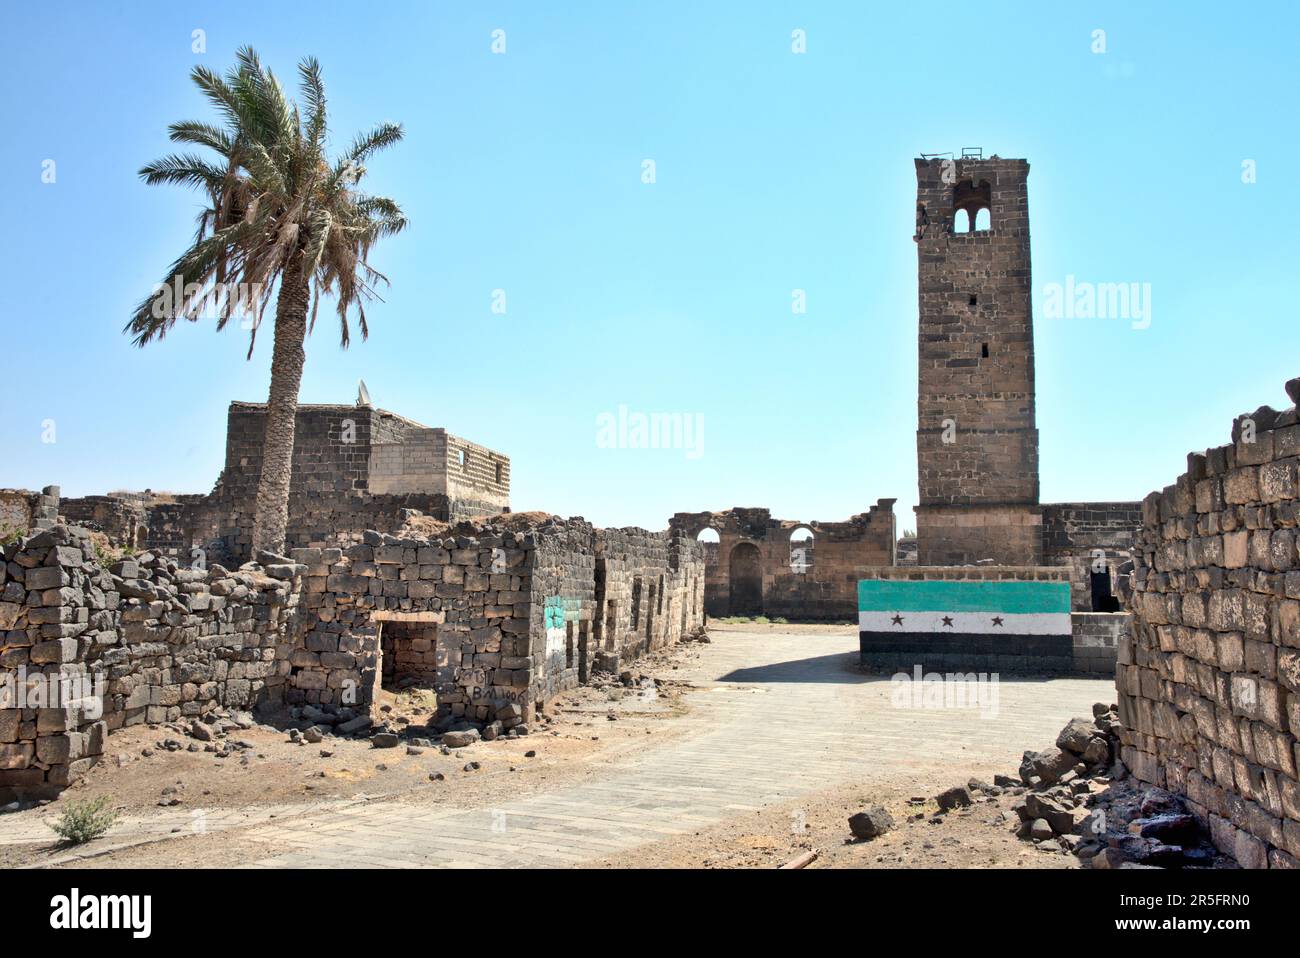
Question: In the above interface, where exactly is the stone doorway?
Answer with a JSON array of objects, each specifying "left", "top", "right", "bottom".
[
  {"left": 1089, "top": 566, "right": 1119, "bottom": 613},
  {"left": 378, "top": 620, "right": 440, "bottom": 692},
  {"left": 729, "top": 542, "right": 763, "bottom": 615}
]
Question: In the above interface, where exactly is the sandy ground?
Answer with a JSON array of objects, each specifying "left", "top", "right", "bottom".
[
  {"left": 2, "top": 622, "right": 1104, "bottom": 869},
  {"left": 0, "top": 641, "right": 708, "bottom": 868},
  {"left": 593, "top": 778, "right": 1080, "bottom": 869}
]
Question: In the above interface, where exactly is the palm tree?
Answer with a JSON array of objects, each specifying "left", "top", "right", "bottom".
[{"left": 127, "top": 47, "right": 406, "bottom": 556}]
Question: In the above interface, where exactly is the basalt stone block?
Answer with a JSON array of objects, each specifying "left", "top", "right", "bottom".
[
  {"left": 24, "top": 567, "right": 68, "bottom": 591},
  {"left": 29, "top": 638, "right": 78, "bottom": 664}
]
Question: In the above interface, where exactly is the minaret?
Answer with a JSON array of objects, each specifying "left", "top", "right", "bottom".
[{"left": 913, "top": 155, "right": 1041, "bottom": 565}]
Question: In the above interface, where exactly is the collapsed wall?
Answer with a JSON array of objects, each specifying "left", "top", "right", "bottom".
[
  {"left": 1, "top": 524, "right": 299, "bottom": 799},
  {"left": 1121, "top": 377, "right": 1300, "bottom": 868},
  {"left": 0, "top": 486, "right": 59, "bottom": 538},
  {"left": 1, "top": 513, "right": 704, "bottom": 799}
]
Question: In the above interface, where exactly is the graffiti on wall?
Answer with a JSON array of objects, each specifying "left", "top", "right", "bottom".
[{"left": 543, "top": 596, "right": 580, "bottom": 673}]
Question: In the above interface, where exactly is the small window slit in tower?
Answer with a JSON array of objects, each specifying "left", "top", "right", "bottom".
[
  {"left": 981, "top": 342, "right": 989, "bottom": 358},
  {"left": 969, "top": 294, "right": 977, "bottom": 306}
]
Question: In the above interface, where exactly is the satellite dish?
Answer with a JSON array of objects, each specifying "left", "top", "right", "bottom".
[{"left": 357, "top": 379, "right": 372, "bottom": 407}]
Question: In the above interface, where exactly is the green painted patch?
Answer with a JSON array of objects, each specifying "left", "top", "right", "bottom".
[
  {"left": 858, "top": 579, "right": 1069, "bottom": 614},
  {"left": 543, "top": 595, "right": 580, "bottom": 630}
]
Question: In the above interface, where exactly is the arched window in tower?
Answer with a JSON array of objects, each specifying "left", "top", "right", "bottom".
[{"left": 952, "top": 179, "right": 992, "bottom": 235}]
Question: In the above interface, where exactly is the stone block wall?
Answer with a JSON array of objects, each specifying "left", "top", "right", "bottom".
[
  {"left": 292, "top": 529, "right": 533, "bottom": 724},
  {"left": 913, "top": 503, "right": 1043, "bottom": 568},
  {"left": 1042, "top": 501, "right": 1142, "bottom": 610},
  {"left": 0, "top": 486, "right": 59, "bottom": 538},
  {"left": 670, "top": 500, "right": 896, "bottom": 620},
  {"left": 1, "top": 512, "right": 705, "bottom": 798},
  {"left": 1121, "top": 380, "right": 1300, "bottom": 868},
  {"left": 914, "top": 157, "right": 1040, "bottom": 566},
  {"left": 592, "top": 528, "right": 705, "bottom": 673},
  {"left": 1071, "top": 612, "right": 1127, "bottom": 675},
  {"left": 203, "top": 402, "right": 509, "bottom": 560},
  {"left": 1, "top": 524, "right": 301, "bottom": 800},
  {"left": 293, "top": 518, "right": 705, "bottom": 728},
  {"left": 444, "top": 434, "right": 511, "bottom": 519}
]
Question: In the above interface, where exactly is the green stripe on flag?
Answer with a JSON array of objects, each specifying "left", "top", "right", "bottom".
[{"left": 858, "top": 579, "right": 1070, "bottom": 614}]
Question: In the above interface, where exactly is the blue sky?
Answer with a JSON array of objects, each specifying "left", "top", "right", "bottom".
[{"left": 1, "top": 1, "right": 1296, "bottom": 532}]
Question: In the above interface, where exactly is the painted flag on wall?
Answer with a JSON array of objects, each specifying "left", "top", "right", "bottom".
[{"left": 858, "top": 579, "right": 1072, "bottom": 664}]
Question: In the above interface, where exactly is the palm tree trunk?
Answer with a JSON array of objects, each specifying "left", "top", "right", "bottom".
[{"left": 250, "top": 272, "right": 310, "bottom": 556}]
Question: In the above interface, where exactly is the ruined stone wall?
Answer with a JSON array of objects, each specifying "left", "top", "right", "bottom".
[
  {"left": 60, "top": 492, "right": 215, "bottom": 558},
  {"left": 1042, "top": 501, "right": 1142, "bottom": 611},
  {"left": 530, "top": 524, "right": 597, "bottom": 704},
  {"left": 0, "top": 524, "right": 300, "bottom": 799},
  {"left": 592, "top": 529, "right": 705, "bottom": 673},
  {"left": 293, "top": 518, "right": 702, "bottom": 727},
  {"left": 294, "top": 530, "right": 531, "bottom": 725},
  {"left": 914, "top": 157, "right": 1040, "bottom": 566},
  {"left": 0, "top": 486, "right": 59, "bottom": 538},
  {"left": 671, "top": 500, "right": 895, "bottom": 620},
  {"left": 1121, "top": 380, "right": 1300, "bottom": 868},
  {"left": 2, "top": 510, "right": 704, "bottom": 797},
  {"left": 204, "top": 402, "right": 509, "bottom": 559}
]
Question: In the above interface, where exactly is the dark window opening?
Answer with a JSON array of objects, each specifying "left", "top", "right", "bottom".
[
  {"left": 981, "top": 343, "right": 989, "bottom": 358},
  {"left": 969, "top": 294, "right": 977, "bottom": 306},
  {"left": 952, "top": 179, "right": 992, "bottom": 233}
]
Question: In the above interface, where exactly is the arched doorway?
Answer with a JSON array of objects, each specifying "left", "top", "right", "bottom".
[{"left": 729, "top": 542, "right": 763, "bottom": 615}]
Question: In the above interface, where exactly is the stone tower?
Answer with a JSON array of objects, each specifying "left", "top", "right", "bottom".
[{"left": 913, "top": 156, "right": 1041, "bottom": 565}]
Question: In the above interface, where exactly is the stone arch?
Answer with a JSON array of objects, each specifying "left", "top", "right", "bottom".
[
  {"left": 789, "top": 526, "right": 813, "bottom": 573},
  {"left": 695, "top": 527, "right": 720, "bottom": 566},
  {"left": 728, "top": 542, "right": 762, "bottom": 616}
]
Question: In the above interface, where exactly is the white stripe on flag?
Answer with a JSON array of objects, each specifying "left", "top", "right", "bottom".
[{"left": 858, "top": 610, "right": 1071, "bottom": 635}]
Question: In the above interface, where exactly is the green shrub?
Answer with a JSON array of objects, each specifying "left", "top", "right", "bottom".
[{"left": 48, "top": 796, "right": 118, "bottom": 845}]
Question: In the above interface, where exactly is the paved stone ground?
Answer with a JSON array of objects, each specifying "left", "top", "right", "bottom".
[{"left": 239, "top": 628, "right": 1111, "bottom": 868}]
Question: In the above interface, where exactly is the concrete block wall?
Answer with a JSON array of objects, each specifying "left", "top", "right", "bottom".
[
  {"left": 1071, "top": 612, "right": 1127, "bottom": 674},
  {"left": 1121, "top": 378, "right": 1300, "bottom": 868}
]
